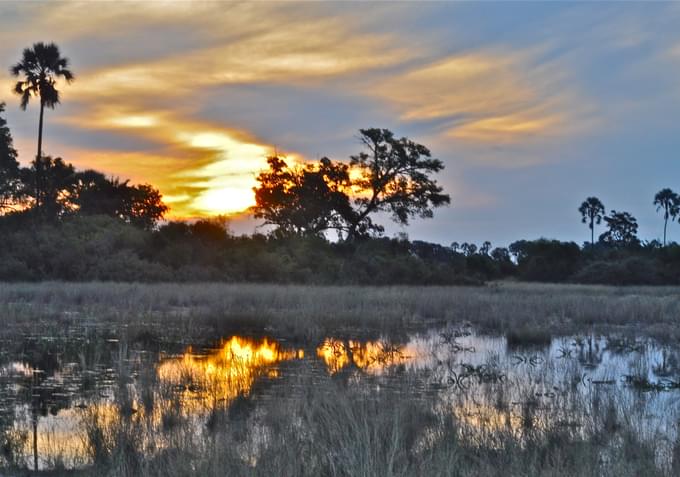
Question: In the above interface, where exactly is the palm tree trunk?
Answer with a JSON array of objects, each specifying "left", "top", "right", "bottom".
[
  {"left": 36, "top": 100, "right": 45, "bottom": 210},
  {"left": 664, "top": 217, "right": 668, "bottom": 247},
  {"left": 590, "top": 218, "right": 594, "bottom": 246}
]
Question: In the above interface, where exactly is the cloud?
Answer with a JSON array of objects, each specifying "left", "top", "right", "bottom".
[
  {"left": 372, "top": 49, "right": 595, "bottom": 144},
  {"left": 0, "top": 1, "right": 420, "bottom": 218}
]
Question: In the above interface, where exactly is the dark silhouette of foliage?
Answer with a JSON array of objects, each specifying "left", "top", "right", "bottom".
[
  {"left": 599, "top": 210, "right": 639, "bottom": 247},
  {"left": 653, "top": 188, "right": 679, "bottom": 246},
  {"left": 71, "top": 170, "right": 168, "bottom": 229},
  {"left": 479, "top": 241, "right": 492, "bottom": 256},
  {"left": 0, "top": 103, "right": 22, "bottom": 212},
  {"left": 252, "top": 156, "right": 354, "bottom": 237},
  {"left": 25, "top": 155, "right": 76, "bottom": 219},
  {"left": 578, "top": 197, "right": 605, "bottom": 246},
  {"left": 460, "top": 243, "right": 477, "bottom": 257},
  {"left": 346, "top": 128, "right": 450, "bottom": 239},
  {"left": 509, "top": 239, "right": 581, "bottom": 282},
  {"left": 120, "top": 183, "right": 168, "bottom": 230},
  {"left": 10, "top": 42, "right": 74, "bottom": 211}
]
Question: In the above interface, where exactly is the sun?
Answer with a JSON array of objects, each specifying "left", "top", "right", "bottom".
[{"left": 193, "top": 186, "right": 256, "bottom": 215}]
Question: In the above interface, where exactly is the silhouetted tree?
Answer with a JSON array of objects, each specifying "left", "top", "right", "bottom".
[
  {"left": 460, "top": 242, "right": 477, "bottom": 256},
  {"left": 509, "top": 239, "right": 581, "bottom": 282},
  {"left": 490, "top": 247, "right": 510, "bottom": 262},
  {"left": 191, "top": 218, "right": 229, "bottom": 244},
  {"left": 579, "top": 197, "right": 605, "bottom": 246},
  {"left": 346, "top": 128, "right": 450, "bottom": 239},
  {"left": 252, "top": 156, "right": 353, "bottom": 236},
  {"left": 0, "top": 103, "right": 22, "bottom": 212},
  {"left": 450, "top": 241, "right": 460, "bottom": 253},
  {"left": 11, "top": 42, "right": 74, "bottom": 211},
  {"left": 480, "top": 241, "right": 492, "bottom": 255},
  {"left": 120, "top": 183, "right": 168, "bottom": 230},
  {"left": 599, "top": 210, "right": 639, "bottom": 247},
  {"left": 25, "top": 156, "right": 76, "bottom": 219},
  {"left": 69, "top": 170, "right": 168, "bottom": 229},
  {"left": 71, "top": 170, "right": 124, "bottom": 216},
  {"left": 653, "top": 188, "right": 679, "bottom": 246}
]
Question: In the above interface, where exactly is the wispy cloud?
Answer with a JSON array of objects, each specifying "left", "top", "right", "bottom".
[{"left": 372, "top": 49, "right": 595, "bottom": 144}]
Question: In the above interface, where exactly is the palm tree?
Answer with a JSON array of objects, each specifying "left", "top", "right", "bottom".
[
  {"left": 579, "top": 197, "right": 605, "bottom": 245},
  {"left": 653, "top": 188, "right": 679, "bottom": 246},
  {"left": 11, "top": 42, "right": 74, "bottom": 209}
]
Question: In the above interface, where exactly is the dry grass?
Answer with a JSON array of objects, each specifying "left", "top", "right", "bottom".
[{"left": 0, "top": 281, "right": 678, "bottom": 342}]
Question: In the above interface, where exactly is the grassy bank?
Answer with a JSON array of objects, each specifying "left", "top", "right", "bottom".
[{"left": 1, "top": 282, "right": 679, "bottom": 342}]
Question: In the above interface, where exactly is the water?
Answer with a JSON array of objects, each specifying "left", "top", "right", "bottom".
[{"left": 1, "top": 325, "right": 679, "bottom": 470}]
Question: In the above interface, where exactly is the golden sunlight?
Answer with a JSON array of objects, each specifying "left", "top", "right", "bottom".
[
  {"left": 157, "top": 336, "right": 303, "bottom": 408},
  {"left": 109, "top": 114, "right": 158, "bottom": 128},
  {"left": 316, "top": 338, "right": 410, "bottom": 374}
]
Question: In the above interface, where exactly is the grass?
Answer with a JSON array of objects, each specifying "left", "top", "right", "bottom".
[
  {"left": 19, "top": 374, "right": 675, "bottom": 477},
  {"left": 0, "top": 281, "right": 678, "bottom": 342},
  {"left": 1, "top": 281, "right": 680, "bottom": 476}
]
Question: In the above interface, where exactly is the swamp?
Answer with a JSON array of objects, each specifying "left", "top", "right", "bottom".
[{"left": 0, "top": 282, "right": 679, "bottom": 476}]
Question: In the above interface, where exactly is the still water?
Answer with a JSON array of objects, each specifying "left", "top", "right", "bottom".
[{"left": 1, "top": 326, "right": 679, "bottom": 470}]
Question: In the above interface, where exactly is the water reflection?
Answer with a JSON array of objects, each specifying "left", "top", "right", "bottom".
[
  {"left": 316, "top": 338, "right": 409, "bottom": 374},
  {"left": 1, "top": 329, "right": 679, "bottom": 471},
  {"left": 158, "top": 336, "right": 304, "bottom": 408}
]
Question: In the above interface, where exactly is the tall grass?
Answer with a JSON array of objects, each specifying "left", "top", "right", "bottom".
[
  {"left": 46, "top": 373, "right": 676, "bottom": 477},
  {"left": 0, "top": 282, "right": 678, "bottom": 342}
]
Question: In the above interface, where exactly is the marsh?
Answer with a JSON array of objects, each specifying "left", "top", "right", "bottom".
[{"left": 0, "top": 282, "right": 679, "bottom": 476}]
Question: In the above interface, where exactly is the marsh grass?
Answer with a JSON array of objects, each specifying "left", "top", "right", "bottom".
[
  {"left": 21, "top": 373, "right": 676, "bottom": 477},
  {"left": 0, "top": 282, "right": 679, "bottom": 343},
  {"left": 2, "top": 282, "right": 680, "bottom": 476}
]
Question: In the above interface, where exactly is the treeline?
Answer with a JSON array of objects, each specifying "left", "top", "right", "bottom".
[
  {"left": 2, "top": 42, "right": 680, "bottom": 285},
  {"left": 1, "top": 215, "right": 679, "bottom": 285}
]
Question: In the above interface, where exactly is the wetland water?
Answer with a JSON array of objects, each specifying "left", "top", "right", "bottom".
[{"left": 1, "top": 325, "right": 679, "bottom": 471}]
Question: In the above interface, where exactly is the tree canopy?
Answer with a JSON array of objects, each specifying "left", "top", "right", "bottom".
[
  {"left": 599, "top": 210, "right": 639, "bottom": 247},
  {"left": 252, "top": 156, "right": 353, "bottom": 237},
  {"left": 347, "top": 128, "right": 450, "bottom": 238},
  {"left": 653, "top": 188, "right": 679, "bottom": 246},
  {"left": 578, "top": 197, "right": 605, "bottom": 245},
  {"left": 252, "top": 128, "right": 451, "bottom": 239},
  {"left": 0, "top": 103, "right": 21, "bottom": 211}
]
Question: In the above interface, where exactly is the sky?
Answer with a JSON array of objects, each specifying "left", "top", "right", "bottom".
[{"left": 1, "top": 1, "right": 679, "bottom": 246}]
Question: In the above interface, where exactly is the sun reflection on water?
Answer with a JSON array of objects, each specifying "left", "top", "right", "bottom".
[
  {"left": 157, "top": 336, "right": 304, "bottom": 407},
  {"left": 316, "top": 338, "right": 410, "bottom": 374}
]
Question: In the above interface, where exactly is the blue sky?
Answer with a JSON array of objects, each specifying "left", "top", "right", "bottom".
[{"left": 0, "top": 1, "right": 679, "bottom": 246}]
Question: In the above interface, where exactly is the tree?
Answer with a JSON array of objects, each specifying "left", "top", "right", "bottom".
[
  {"left": 18, "top": 162, "right": 168, "bottom": 228},
  {"left": 11, "top": 42, "right": 74, "bottom": 211},
  {"left": 653, "top": 188, "right": 679, "bottom": 246},
  {"left": 252, "top": 156, "right": 353, "bottom": 236},
  {"left": 508, "top": 239, "right": 581, "bottom": 282},
  {"left": 490, "top": 247, "right": 511, "bottom": 262},
  {"left": 119, "top": 183, "right": 168, "bottom": 230},
  {"left": 599, "top": 210, "right": 639, "bottom": 247},
  {"left": 346, "top": 128, "right": 450, "bottom": 239},
  {"left": 460, "top": 242, "right": 477, "bottom": 256},
  {"left": 480, "top": 241, "right": 492, "bottom": 255},
  {"left": 0, "top": 103, "right": 22, "bottom": 212},
  {"left": 70, "top": 170, "right": 124, "bottom": 216},
  {"left": 578, "top": 197, "right": 605, "bottom": 246},
  {"left": 26, "top": 156, "right": 76, "bottom": 219}
]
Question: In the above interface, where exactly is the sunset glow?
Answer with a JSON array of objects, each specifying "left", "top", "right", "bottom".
[{"left": 2, "top": 1, "right": 680, "bottom": 241}]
